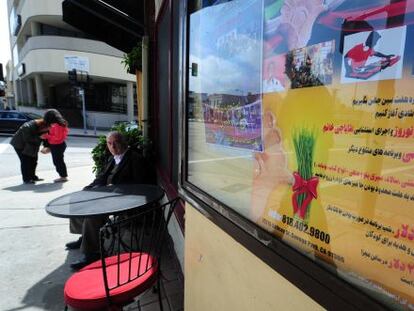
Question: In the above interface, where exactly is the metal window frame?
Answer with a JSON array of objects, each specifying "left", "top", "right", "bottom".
[{"left": 153, "top": 0, "right": 186, "bottom": 232}]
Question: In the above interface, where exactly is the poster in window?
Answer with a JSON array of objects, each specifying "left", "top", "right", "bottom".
[
  {"left": 262, "top": 54, "right": 286, "bottom": 93},
  {"left": 188, "top": 1, "right": 414, "bottom": 309},
  {"left": 341, "top": 27, "right": 406, "bottom": 83},
  {"left": 254, "top": 1, "right": 414, "bottom": 310}
]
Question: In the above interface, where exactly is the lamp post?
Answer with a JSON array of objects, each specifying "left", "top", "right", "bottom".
[
  {"left": 68, "top": 69, "right": 89, "bottom": 134},
  {"left": 79, "top": 88, "right": 87, "bottom": 134}
]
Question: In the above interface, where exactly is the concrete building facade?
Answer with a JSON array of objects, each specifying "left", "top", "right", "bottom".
[{"left": 7, "top": 0, "right": 137, "bottom": 128}]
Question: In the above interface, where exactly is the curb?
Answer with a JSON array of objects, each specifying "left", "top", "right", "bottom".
[
  {"left": 68, "top": 133, "right": 102, "bottom": 138},
  {"left": 0, "top": 133, "right": 102, "bottom": 138}
]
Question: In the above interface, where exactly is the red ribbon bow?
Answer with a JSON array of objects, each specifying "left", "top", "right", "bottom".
[{"left": 292, "top": 172, "right": 319, "bottom": 219}]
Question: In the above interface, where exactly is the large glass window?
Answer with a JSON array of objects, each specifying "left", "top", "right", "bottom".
[
  {"left": 12, "top": 45, "right": 19, "bottom": 67},
  {"left": 39, "top": 23, "right": 95, "bottom": 39},
  {"left": 187, "top": 0, "right": 414, "bottom": 309},
  {"left": 110, "top": 85, "right": 127, "bottom": 113},
  {"left": 9, "top": 7, "right": 21, "bottom": 36}
]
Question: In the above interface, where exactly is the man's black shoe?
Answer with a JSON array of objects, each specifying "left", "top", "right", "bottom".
[
  {"left": 70, "top": 253, "right": 100, "bottom": 271},
  {"left": 65, "top": 237, "right": 82, "bottom": 250},
  {"left": 33, "top": 176, "right": 44, "bottom": 181}
]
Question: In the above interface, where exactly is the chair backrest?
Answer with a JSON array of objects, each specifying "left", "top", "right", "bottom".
[{"left": 99, "top": 197, "right": 181, "bottom": 303}]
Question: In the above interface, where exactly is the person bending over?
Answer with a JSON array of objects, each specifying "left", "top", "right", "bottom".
[
  {"left": 67, "top": 131, "right": 154, "bottom": 270},
  {"left": 10, "top": 110, "right": 62, "bottom": 184}
]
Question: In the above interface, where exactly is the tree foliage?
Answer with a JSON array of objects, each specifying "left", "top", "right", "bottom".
[{"left": 121, "top": 42, "right": 142, "bottom": 73}]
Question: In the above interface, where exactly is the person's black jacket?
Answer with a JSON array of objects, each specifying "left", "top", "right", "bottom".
[
  {"left": 10, "top": 120, "right": 43, "bottom": 157},
  {"left": 85, "top": 148, "right": 155, "bottom": 189}
]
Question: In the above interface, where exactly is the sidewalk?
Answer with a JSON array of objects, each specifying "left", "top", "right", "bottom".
[
  {"left": 0, "top": 166, "right": 183, "bottom": 311},
  {"left": 0, "top": 166, "right": 95, "bottom": 310},
  {"left": 68, "top": 127, "right": 108, "bottom": 138}
]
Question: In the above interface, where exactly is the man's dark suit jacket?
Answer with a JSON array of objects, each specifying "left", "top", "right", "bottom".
[{"left": 86, "top": 148, "right": 155, "bottom": 188}]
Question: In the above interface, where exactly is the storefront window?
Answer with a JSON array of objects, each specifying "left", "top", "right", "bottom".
[
  {"left": 111, "top": 85, "right": 127, "bottom": 113},
  {"left": 186, "top": 0, "right": 414, "bottom": 309},
  {"left": 12, "top": 45, "right": 19, "bottom": 67}
]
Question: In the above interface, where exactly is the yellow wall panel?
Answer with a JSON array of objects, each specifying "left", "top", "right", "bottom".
[{"left": 184, "top": 204, "right": 324, "bottom": 311}]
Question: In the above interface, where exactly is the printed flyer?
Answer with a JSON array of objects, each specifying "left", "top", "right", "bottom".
[{"left": 253, "top": 0, "right": 414, "bottom": 309}]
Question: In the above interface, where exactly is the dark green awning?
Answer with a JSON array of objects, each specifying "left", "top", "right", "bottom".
[{"left": 62, "top": 0, "right": 145, "bottom": 53}]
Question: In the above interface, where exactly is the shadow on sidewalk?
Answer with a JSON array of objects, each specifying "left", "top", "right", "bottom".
[
  {"left": 3, "top": 182, "right": 64, "bottom": 193},
  {"left": 3, "top": 238, "right": 184, "bottom": 311},
  {"left": 3, "top": 251, "right": 81, "bottom": 311}
]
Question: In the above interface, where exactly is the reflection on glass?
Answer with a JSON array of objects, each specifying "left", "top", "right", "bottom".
[
  {"left": 187, "top": 0, "right": 414, "bottom": 309},
  {"left": 188, "top": 0, "right": 264, "bottom": 215}
]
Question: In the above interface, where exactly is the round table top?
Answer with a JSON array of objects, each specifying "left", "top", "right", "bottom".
[{"left": 45, "top": 184, "right": 165, "bottom": 218}]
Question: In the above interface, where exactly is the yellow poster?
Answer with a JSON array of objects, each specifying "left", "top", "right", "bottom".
[
  {"left": 188, "top": 0, "right": 414, "bottom": 309},
  {"left": 256, "top": 6, "right": 414, "bottom": 309}
]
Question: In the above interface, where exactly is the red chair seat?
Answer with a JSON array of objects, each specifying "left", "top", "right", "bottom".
[{"left": 64, "top": 252, "right": 158, "bottom": 310}]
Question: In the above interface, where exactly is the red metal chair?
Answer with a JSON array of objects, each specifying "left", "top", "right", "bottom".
[{"left": 63, "top": 197, "right": 180, "bottom": 310}]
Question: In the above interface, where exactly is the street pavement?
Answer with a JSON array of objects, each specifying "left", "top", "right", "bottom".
[{"left": 0, "top": 136, "right": 96, "bottom": 310}]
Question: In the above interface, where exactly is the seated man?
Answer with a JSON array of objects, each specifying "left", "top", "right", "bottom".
[{"left": 67, "top": 131, "right": 155, "bottom": 270}]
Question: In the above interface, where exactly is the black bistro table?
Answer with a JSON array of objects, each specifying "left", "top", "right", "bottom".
[{"left": 45, "top": 184, "right": 165, "bottom": 218}]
